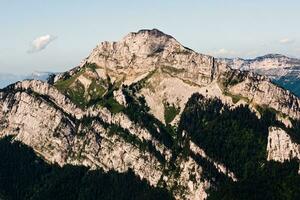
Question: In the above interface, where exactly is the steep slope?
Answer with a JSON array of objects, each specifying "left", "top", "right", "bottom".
[
  {"left": 1, "top": 29, "right": 300, "bottom": 199},
  {"left": 54, "top": 30, "right": 300, "bottom": 123},
  {"left": 219, "top": 70, "right": 300, "bottom": 119},
  {"left": 0, "top": 137, "right": 173, "bottom": 200},
  {"left": 179, "top": 94, "right": 300, "bottom": 199},
  {"left": 83, "top": 29, "right": 221, "bottom": 85},
  {"left": 220, "top": 54, "right": 300, "bottom": 97},
  {"left": 0, "top": 80, "right": 212, "bottom": 200}
]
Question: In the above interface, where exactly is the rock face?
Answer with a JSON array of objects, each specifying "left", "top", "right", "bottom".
[
  {"left": 0, "top": 80, "right": 209, "bottom": 200},
  {"left": 83, "top": 29, "right": 225, "bottom": 86},
  {"left": 1, "top": 29, "right": 300, "bottom": 199},
  {"left": 224, "top": 71, "right": 300, "bottom": 119},
  {"left": 267, "top": 127, "right": 300, "bottom": 163}
]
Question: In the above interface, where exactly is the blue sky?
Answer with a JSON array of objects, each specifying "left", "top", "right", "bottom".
[{"left": 1, "top": 0, "right": 300, "bottom": 74}]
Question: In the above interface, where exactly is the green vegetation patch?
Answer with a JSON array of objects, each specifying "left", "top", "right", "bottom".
[
  {"left": 100, "top": 96, "right": 125, "bottom": 114},
  {"left": 66, "top": 81, "right": 86, "bottom": 108},
  {"left": 54, "top": 68, "right": 85, "bottom": 92},
  {"left": 164, "top": 102, "right": 180, "bottom": 124},
  {"left": 224, "top": 90, "right": 250, "bottom": 104},
  {"left": 88, "top": 80, "right": 106, "bottom": 101},
  {"left": 161, "top": 66, "right": 185, "bottom": 75},
  {"left": 54, "top": 64, "right": 117, "bottom": 109},
  {"left": 92, "top": 78, "right": 125, "bottom": 114},
  {"left": 54, "top": 68, "right": 89, "bottom": 108},
  {"left": 85, "top": 63, "right": 99, "bottom": 72}
]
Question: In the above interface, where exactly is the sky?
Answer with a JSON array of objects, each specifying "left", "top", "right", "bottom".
[{"left": 0, "top": 0, "right": 300, "bottom": 74}]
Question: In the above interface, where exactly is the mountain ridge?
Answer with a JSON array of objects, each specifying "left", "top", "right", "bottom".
[
  {"left": 219, "top": 53, "right": 300, "bottom": 97},
  {"left": 1, "top": 29, "right": 300, "bottom": 200}
]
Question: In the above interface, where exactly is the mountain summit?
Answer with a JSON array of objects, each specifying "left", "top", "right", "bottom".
[
  {"left": 1, "top": 29, "right": 300, "bottom": 199},
  {"left": 90, "top": 28, "right": 183, "bottom": 59},
  {"left": 83, "top": 29, "right": 221, "bottom": 86}
]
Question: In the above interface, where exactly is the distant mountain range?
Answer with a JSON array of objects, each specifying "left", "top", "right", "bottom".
[
  {"left": 0, "top": 71, "right": 55, "bottom": 88},
  {"left": 219, "top": 54, "right": 300, "bottom": 96}
]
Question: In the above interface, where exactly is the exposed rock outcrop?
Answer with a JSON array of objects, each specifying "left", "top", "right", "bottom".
[
  {"left": 267, "top": 127, "right": 300, "bottom": 162},
  {"left": 0, "top": 80, "right": 209, "bottom": 200},
  {"left": 222, "top": 71, "right": 300, "bottom": 119},
  {"left": 83, "top": 29, "right": 226, "bottom": 86}
]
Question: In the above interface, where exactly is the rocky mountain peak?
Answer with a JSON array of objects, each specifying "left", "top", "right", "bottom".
[
  {"left": 87, "top": 28, "right": 187, "bottom": 61},
  {"left": 123, "top": 29, "right": 174, "bottom": 42},
  {"left": 81, "top": 29, "right": 225, "bottom": 86},
  {"left": 119, "top": 28, "right": 183, "bottom": 57}
]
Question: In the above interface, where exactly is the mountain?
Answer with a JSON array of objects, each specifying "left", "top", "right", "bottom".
[
  {"left": 0, "top": 71, "right": 55, "bottom": 89},
  {"left": 219, "top": 54, "right": 300, "bottom": 96},
  {"left": 0, "top": 29, "right": 300, "bottom": 200}
]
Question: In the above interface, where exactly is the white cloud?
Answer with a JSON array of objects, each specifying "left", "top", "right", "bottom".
[
  {"left": 279, "top": 38, "right": 295, "bottom": 45},
  {"left": 28, "top": 35, "right": 57, "bottom": 53}
]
